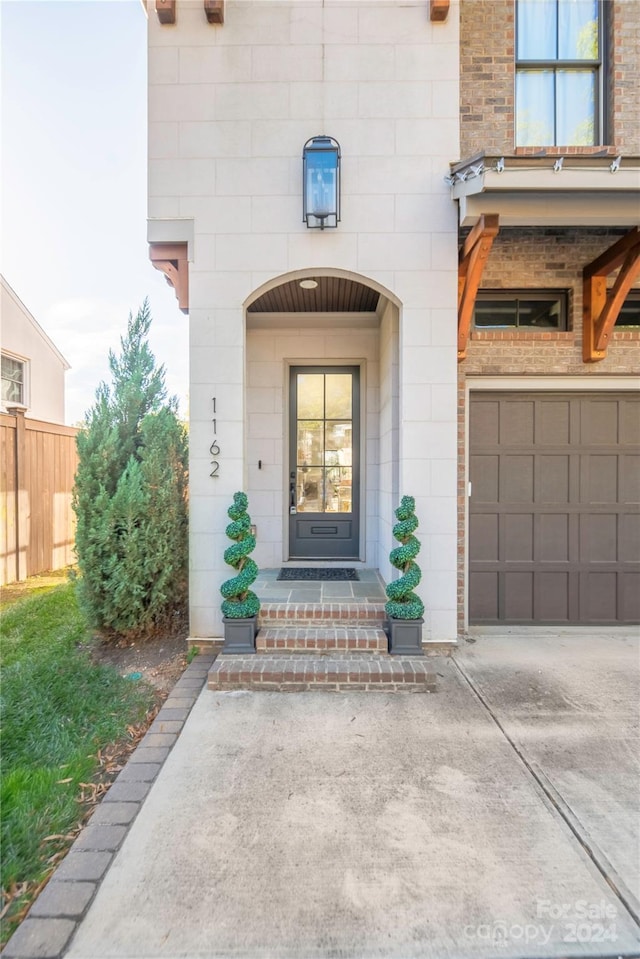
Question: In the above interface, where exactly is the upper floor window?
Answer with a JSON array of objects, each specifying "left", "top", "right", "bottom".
[
  {"left": 1, "top": 354, "right": 26, "bottom": 405},
  {"left": 474, "top": 291, "right": 568, "bottom": 330},
  {"left": 516, "top": 0, "right": 602, "bottom": 147}
]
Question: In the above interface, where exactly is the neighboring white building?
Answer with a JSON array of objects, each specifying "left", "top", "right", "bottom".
[{"left": 1, "top": 276, "right": 69, "bottom": 424}]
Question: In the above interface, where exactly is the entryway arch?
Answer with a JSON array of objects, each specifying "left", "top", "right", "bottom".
[{"left": 243, "top": 268, "right": 401, "bottom": 577}]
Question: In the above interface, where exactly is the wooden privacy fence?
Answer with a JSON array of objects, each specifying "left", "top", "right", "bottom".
[{"left": 1, "top": 409, "right": 78, "bottom": 585}]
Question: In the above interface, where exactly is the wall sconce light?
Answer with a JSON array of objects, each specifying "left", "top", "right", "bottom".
[{"left": 302, "top": 136, "right": 341, "bottom": 229}]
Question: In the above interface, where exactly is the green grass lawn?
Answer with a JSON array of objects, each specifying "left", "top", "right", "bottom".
[{"left": 0, "top": 582, "right": 157, "bottom": 945}]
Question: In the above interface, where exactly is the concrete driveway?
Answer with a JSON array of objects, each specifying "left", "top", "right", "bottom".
[{"left": 41, "top": 632, "right": 640, "bottom": 958}]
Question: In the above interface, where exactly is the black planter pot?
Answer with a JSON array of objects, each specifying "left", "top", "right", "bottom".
[
  {"left": 386, "top": 617, "right": 424, "bottom": 656},
  {"left": 222, "top": 615, "right": 258, "bottom": 654}
]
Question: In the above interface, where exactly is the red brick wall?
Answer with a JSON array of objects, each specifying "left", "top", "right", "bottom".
[
  {"left": 462, "top": 227, "right": 640, "bottom": 374},
  {"left": 460, "top": 1, "right": 640, "bottom": 157}
]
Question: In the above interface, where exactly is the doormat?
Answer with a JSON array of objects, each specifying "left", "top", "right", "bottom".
[{"left": 277, "top": 568, "right": 359, "bottom": 582}]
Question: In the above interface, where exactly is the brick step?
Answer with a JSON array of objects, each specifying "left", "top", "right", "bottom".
[
  {"left": 208, "top": 653, "right": 436, "bottom": 693},
  {"left": 256, "top": 626, "right": 388, "bottom": 653},
  {"left": 258, "top": 602, "right": 387, "bottom": 629}
]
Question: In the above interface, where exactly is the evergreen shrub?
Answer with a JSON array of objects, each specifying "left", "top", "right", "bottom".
[{"left": 73, "top": 302, "right": 188, "bottom": 640}]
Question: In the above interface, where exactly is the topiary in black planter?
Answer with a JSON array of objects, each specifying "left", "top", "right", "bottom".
[
  {"left": 220, "top": 491, "right": 260, "bottom": 654},
  {"left": 385, "top": 495, "right": 424, "bottom": 656}
]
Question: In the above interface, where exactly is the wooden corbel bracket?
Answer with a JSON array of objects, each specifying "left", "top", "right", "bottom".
[
  {"left": 155, "top": 0, "right": 176, "bottom": 25},
  {"left": 149, "top": 243, "right": 189, "bottom": 314},
  {"left": 583, "top": 226, "right": 640, "bottom": 362},
  {"left": 204, "top": 0, "right": 224, "bottom": 23},
  {"left": 430, "top": 0, "right": 450, "bottom": 21},
  {"left": 457, "top": 214, "right": 500, "bottom": 361}
]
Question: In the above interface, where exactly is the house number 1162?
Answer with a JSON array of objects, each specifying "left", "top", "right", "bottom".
[{"left": 210, "top": 397, "right": 220, "bottom": 478}]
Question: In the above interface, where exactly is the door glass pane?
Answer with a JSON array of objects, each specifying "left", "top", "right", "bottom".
[
  {"left": 297, "top": 374, "right": 324, "bottom": 418},
  {"left": 294, "top": 372, "right": 354, "bottom": 515},
  {"left": 326, "top": 421, "right": 352, "bottom": 461},
  {"left": 558, "top": 0, "right": 598, "bottom": 60},
  {"left": 297, "top": 466, "right": 323, "bottom": 512},
  {"left": 516, "top": 70, "right": 555, "bottom": 146},
  {"left": 297, "top": 422, "right": 324, "bottom": 466},
  {"left": 556, "top": 69, "right": 595, "bottom": 145},
  {"left": 517, "top": 0, "right": 556, "bottom": 60},
  {"left": 325, "top": 374, "right": 352, "bottom": 419}
]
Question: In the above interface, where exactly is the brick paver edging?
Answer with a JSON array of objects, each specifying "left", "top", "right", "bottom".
[{"left": 1, "top": 653, "right": 216, "bottom": 959}]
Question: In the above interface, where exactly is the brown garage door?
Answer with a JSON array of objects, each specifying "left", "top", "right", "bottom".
[{"left": 469, "top": 392, "right": 640, "bottom": 625}]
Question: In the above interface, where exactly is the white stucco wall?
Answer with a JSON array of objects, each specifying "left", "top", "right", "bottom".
[
  {"left": 1, "top": 277, "right": 68, "bottom": 424},
  {"left": 148, "top": 0, "right": 460, "bottom": 640}
]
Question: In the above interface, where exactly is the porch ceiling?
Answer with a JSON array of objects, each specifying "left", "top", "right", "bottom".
[{"left": 247, "top": 277, "right": 380, "bottom": 314}]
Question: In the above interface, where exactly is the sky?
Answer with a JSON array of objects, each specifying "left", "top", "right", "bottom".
[{"left": 1, "top": 0, "right": 188, "bottom": 424}]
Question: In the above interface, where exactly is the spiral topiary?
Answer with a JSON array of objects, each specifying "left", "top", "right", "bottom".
[
  {"left": 385, "top": 495, "right": 425, "bottom": 620},
  {"left": 220, "top": 491, "right": 260, "bottom": 619}
]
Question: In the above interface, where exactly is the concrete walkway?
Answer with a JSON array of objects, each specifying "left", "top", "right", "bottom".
[{"left": 7, "top": 633, "right": 640, "bottom": 959}]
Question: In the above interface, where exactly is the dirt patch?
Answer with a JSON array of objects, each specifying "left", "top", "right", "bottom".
[{"left": 89, "top": 621, "right": 190, "bottom": 695}]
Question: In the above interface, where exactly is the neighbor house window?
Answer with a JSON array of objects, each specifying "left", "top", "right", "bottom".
[
  {"left": 474, "top": 291, "right": 568, "bottom": 330},
  {"left": 1, "top": 354, "right": 26, "bottom": 404},
  {"left": 516, "top": 0, "right": 602, "bottom": 146}
]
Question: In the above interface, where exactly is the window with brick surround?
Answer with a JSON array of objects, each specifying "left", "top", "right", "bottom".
[
  {"left": 516, "top": 0, "right": 603, "bottom": 146},
  {"left": 474, "top": 291, "right": 568, "bottom": 330}
]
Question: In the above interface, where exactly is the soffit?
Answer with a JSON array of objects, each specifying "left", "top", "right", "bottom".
[{"left": 247, "top": 277, "right": 380, "bottom": 314}]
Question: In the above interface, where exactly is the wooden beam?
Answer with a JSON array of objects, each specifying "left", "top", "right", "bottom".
[
  {"left": 594, "top": 249, "right": 640, "bottom": 351},
  {"left": 204, "top": 0, "right": 224, "bottom": 24},
  {"left": 155, "top": 0, "right": 176, "bottom": 25},
  {"left": 458, "top": 215, "right": 500, "bottom": 360},
  {"left": 582, "top": 228, "right": 640, "bottom": 362},
  {"left": 149, "top": 243, "right": 189, "bottom": 314},
  {"left": 584, "top": 226, "right": 640, "bottom": 278},
  {"left": 430, "top": 0, "right": 450, "bottom": 21}
]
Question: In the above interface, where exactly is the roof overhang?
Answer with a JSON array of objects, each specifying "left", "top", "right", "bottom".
[{"left": 448, "top": 154, "right": 640, "bottom": 228}]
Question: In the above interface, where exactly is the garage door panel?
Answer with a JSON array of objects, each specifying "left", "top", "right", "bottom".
[
  {"left": 537, "top": 399, "right": 571, "bottom": 446},
  {"left": 470, "top": 400, "right": 499, "bottom": 446},
  {"left": 504, "top": 514, "right": 533, "bottom": 562},
  {"left": 584, "top": 455, "right": 619, "bottom": 504},
  {"left": 620, "top": 573, "right": 640, "bottom": 622},
  {"left": 535, "top": 572, "right": 570, "bottom": 622},
  {"left": 471, "top": 455, "right": 498, "bottom": 502},
  {"left": 504, "top": 572, "right": 533, "bottom": 620},
  {"left": 470, "top": 514, "right": 498, "bottom": 561},
  {"left": 620, "top": 400, "right": 640, "bottom": 446},
  {"left": 501, "top": 400, "right": 534, "bottom": 446},
  {"left": 581, "top": 572, "right": 618, "bottom": 623},
  {"left": 537, "top": 454, "right": 570, "bottom": 503},
  {"left": 469, "top": 571, "right": 498, "bottom": 621},
  {"left": 538, "top": 513, "right": 570, "bottom": 562},
  {"left": 501, "top": 455, "right": 534, "bottom": 503},
  {"left": 581, "top": 514, "right": 618, "bottom": 563},
  {"left": 582, "top": 399, "right": 620, "bottom": 445},
  {"left": 620, "top": 515, "right": 640, "bottom": 563},
  {"left": 469, "top": 391, "right": 639, "bottom": 626},
  {"left": 620, "top": 455, "right": 640, "bottom": 504}
]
